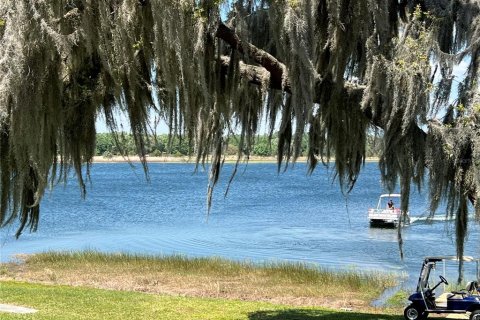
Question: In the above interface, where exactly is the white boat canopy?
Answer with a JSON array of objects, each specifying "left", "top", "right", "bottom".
[{"left": 379, "top": 194, "right": 401, "bottom": 198}]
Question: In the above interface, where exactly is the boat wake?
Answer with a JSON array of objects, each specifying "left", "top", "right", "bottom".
[{"left": 409, "top": 215, "right": 455, "bottom": 224}]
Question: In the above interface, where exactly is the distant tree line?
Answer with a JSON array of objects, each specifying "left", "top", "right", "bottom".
[{"left": 95, "top": 133, "right": 383, "bottom": 158}]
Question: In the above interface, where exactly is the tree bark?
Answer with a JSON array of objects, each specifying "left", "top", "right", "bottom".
[{"left": 216, "top": 22, "right": 290, "bottom": 93}]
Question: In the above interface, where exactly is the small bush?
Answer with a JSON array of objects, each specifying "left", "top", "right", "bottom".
[
  {"left": 150, "top": 149, "right": 162, "bottom": 157},
  {"left": 102, "top": 151, "right": 113, "bottom": 159}
]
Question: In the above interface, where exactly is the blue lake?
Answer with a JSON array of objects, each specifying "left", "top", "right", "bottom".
[{"left": 1, "top": 162, "right": 479, "bottom": 287}]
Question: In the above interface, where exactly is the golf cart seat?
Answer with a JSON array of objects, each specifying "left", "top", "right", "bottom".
[
  {"left": 466, "top": 281, "right": 478, "bottom": 294},
  {"left": 450, "top": 290, "right": 469, "bottom": 298},
  {"left": 436, "top": 292, "right": 454, "bottom": 308},
  {"left": 445, "top": 281, "right": 479, "bottom": 299}
]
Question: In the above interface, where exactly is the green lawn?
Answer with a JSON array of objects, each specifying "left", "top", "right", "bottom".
[{"left": 1, "top": 281, "right": 402, "bottom": 320}]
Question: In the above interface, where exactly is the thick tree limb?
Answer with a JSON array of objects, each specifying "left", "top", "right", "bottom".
[
  {"left": 216, "top": 22, "right": 290, "bottom": 92},
  {"left": 220, "top": 56, "right": 290, "bottom": 93}
]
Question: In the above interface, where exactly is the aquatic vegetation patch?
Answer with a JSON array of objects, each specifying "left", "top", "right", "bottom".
[{"left": 2, "top": 250, "right": 398, "bottom": 309}]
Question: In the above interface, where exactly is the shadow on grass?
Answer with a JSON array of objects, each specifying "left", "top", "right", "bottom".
[{"left": 249, "top": 309, "right": 402, "bottom": 320}]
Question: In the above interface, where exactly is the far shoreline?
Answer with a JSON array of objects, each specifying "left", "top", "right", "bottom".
[{"left": 92, "top": 155, "right": 380, "bottom": 164}]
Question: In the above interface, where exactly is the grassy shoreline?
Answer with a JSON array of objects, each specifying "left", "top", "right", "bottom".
[
  {"left": 92, "top": 155, "right": 380, "bottom": 164},
  {"left": 0, "top": 251, "right": 402, "bottom": 319}
]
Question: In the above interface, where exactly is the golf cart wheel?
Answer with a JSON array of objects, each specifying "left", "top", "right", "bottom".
[
  {"left": 404, "top": 305, "right": 427, "bottom": 320},
  {"left": 471, "top": 310, "right": 480, "bottom": 320}
]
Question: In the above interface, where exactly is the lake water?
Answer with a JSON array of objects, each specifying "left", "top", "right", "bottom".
[{"left": 1, "top": 162, "right": 479, "bottom": 288}]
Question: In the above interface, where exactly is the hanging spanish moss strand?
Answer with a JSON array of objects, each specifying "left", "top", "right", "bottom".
[{"left": 1, "top": 1, "right": 480, "bottom": 269}]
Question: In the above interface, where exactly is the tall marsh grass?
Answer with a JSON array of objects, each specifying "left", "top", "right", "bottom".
[{"left": 26, "top": 250, "right": 397, "bottom": 291}]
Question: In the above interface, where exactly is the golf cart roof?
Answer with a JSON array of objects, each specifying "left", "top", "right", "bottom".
[{"left": 424, "top": 256, "right": 480, "bottom": 263}]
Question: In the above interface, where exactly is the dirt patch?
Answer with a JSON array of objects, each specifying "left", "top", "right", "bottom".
[{"left": 0, "top": 303, "right": 37, "bottom": 314}]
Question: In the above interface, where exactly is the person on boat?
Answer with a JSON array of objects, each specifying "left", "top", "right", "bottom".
[{"left": 387, "top": 199, "right": 394, "bottom": 209}]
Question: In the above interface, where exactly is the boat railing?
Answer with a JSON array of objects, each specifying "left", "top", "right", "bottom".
[{"left": 368, "top": 208, "right": 401, "bottom": 215}]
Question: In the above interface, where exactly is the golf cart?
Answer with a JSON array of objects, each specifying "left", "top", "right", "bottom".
[{"left": 405, "top": 256, "right": 480, "bottom": 320}]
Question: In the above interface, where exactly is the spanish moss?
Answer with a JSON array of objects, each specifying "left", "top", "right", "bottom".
[{"left": 1, "top": 1, "right": 480, "bottom": 272}]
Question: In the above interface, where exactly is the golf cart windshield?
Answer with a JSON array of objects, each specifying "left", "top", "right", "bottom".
[{"left": 417, "top": 260, "right": 437, "bottom": 293}]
